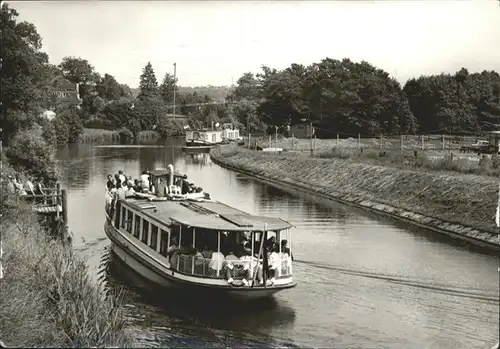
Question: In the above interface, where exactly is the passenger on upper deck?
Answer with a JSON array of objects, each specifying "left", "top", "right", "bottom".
[
  {"left": 140, "top": 171, "right": 150, "bottom": 190},
  {"left": 118, "top": 170, "right": 126, "bottom": 186},
  {"left": 106, "top": 174, "right": 115, "bottom": 191},
  {"left": 133, "top": 179, "right": 142, "bottom": 192},
  {"left": 114, "top": 182, "right": 126, "bottom": 201},
  {"left": 125, "top": 182, "right": 136, "bottom": 197},
  {"left": 180, "top": 174, "right": 192, "bottom": 194},
  {"left": 127, "top": 175, "right": 134, "bottom": 187},
  {"left": 238, "top": 237, "right": 252, "bottom": 256}
]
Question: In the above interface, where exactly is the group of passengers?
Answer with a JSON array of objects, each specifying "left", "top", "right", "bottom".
[
  {"left": 7, "top": 173, "right": 46, "bottom": 203},
  {"left": 106, "top": 169, "right": 202, "bottom": 202},
  {"left": 166, "top": 232, "right": 293, "bottom": 287}
]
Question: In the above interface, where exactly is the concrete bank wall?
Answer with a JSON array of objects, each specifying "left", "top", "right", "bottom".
[{"left": 211, "top": 146, "right": 500, "bottom": 251}]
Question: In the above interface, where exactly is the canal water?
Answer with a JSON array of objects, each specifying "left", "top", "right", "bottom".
[{"left": 56, "top": 139, "right": 499, "bottom": 349}]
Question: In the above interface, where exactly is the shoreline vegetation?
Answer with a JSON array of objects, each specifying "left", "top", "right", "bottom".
[
  {"left": 210, "top": 144, "right": 499, "bottom": 250},
  {"left": 1, "top": 130, "right": 132, "bottom": 346}
]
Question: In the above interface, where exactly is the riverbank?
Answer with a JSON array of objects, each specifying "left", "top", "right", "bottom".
[
  {"left": 1, "top": 142, "right": 132, "bottom": 347},
  {"left": 0, "top": 199, "right": 132, "bottom": 347},
  {"left": 79, "top": 128, "right": 160, "bottom": 144},
  {"left": 210, "top": 145, "right": 499, "bottom": 250}
]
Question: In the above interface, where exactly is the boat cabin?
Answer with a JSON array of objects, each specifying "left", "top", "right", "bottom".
[
  {"left": 108, "top": 197, "right": 294, "bottom": 287},
  {"left": 186, "top": 130, "right": 223, "bottom": 145}
]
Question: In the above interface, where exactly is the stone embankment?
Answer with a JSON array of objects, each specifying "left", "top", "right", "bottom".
[{"left": 211, "top": 145, "right": 500, "bottom": 251}]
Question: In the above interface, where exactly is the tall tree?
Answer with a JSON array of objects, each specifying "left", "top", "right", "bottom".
[
  {"left": 138, "top": 62, "right": 158, "bottom": 100},
  {"left": 0, "top": 3, "right": 50, "bottom": 142},
  {"left": 58, "top": 56, "right": 100, "bottom": 84},
  {"left": 159, "top": 73, "right": 178, "bottom": 105}
]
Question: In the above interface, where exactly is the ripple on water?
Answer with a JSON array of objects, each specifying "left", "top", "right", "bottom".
[{"left": 58, "top": 145, "right": 500, "bottom": 349}]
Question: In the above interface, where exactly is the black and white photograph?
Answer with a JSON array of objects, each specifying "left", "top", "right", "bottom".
[{"left": 1, "top": 0, "right": 499, "bottom": 348}]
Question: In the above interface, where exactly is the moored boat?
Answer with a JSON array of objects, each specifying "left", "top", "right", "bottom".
[{"left": 104, "top": 165, "right": 296, "bottom": 299}]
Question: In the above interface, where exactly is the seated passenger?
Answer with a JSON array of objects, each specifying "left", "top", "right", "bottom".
[
  {"left": 133, "top": 179, "right": 142, "bottom": 192},
  {"left": 208, "top": 250, "right": 225, "bottom": 277},
  {"left": 239, "top": 254, "right": 263, "bottom": 285},
  {"left": 201, "top": 245, "right": 212, "bottom": 258},
  {"left": 127, "top": 176, "right": 134, "bottom": 187},
  {"left": 167, "top": 236, "right": 180, "bottom": 267},
  {"left": 114, "top": 182, "right": 127, "bottom": 201},
  {"left": 181, "top": 175, "right": 191, "bottom": 194},
  {"left": 238, "top": 238, "right": 252, "bottom": 257},
  {"left": 267, "top": 250, "right": 280, "bottom": 285},
  {"left": 193, "top": 248, "right": 204, "bottom": 274},
  {"left": 280, "top": 239, "right": 294, "bottom": 261}
]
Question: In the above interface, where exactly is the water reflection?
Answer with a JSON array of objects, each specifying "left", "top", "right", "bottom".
[
  {"left": 105, "top": 252, "right": 298, "bottom": 348},
  {"left": 59, "top": 143, "right": 499, "bottom": 349}
]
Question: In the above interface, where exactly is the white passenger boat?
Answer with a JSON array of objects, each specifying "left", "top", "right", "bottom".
[{"left": 104, "top": 165, "right": 296, "bottom": 299}]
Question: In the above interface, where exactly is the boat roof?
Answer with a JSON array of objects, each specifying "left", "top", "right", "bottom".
[{"left": 122, "top": 199, "right": 292, "bottom": 232}]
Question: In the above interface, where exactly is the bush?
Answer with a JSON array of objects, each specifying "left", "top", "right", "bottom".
[
  {"left": 0, "top": 203, "right": 131, "bottom": 347},
  {"left": 5, "top": 126, "right": 58, "bottom": 183}
]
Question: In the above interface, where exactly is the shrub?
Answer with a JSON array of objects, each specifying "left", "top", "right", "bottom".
[
  {"left": 0, "top": 203, "right": 131, "bottom": 347},
  {"left": 5, "top": 126, "right": 58, "bottom": 183}
]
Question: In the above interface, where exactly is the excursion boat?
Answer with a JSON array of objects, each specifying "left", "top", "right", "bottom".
[
  {"left": 183, "top": 130, "right": 223, "bottom": 152},
  {"left": 104, "top": 165, "right": 296, "bottom": 299}
]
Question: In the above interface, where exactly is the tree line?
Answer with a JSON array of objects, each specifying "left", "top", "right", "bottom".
[
  {"left": 226, "top": 62, "right": 500, "bottom": 137},
  {"left": 2, "top": 2, "right": 500, "bottom": 152}
]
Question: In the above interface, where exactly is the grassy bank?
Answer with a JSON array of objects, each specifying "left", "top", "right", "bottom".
[
  {"left": 250, "top": 136, "right": 500, "bottom": 177},
  {"left": 211, "top": 145, "right": 499, "bottom": 243},
  {"left": 79, "top": 128, "right": 160, "bottom": 144},
  {"left": 0, "top": 201, "right": 132, "bottom": 347}
]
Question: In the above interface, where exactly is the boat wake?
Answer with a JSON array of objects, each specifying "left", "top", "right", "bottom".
[{"left": 295, "top": 259, "right": 499, "bottom": 303}]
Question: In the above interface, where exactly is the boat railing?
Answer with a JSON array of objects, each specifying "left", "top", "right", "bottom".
[{"left": 173, "top": 254, "right": 292, "bottom": 279}]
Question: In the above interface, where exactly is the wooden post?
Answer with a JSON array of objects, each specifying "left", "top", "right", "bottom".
[
  {"left": 442, "top": 134, "right": 445, "bottom": 150},
  {"left": 248, "top": 133, "right": 251, "bottom": 149},
  {"left": 337, "top": 134, "right": 339, "bottom": 147},
  {"left": 268, "top": 135, "right": 271, "bottom": 148},
  {"left": 380, "top": 134, "right": 383, "bottom": 150},
  {"left": 56, "top": 182, "right": 61, "bottom": 220},
  {"left": 291, "top": 133, "right": 294, "bottom": 150},
  {"left": 61, "top": 189, "right": 68, "bottom": 241},
  {"left": 421, "top": 135, "right": 425, "bottom": 150},
  {"left": 400, "top": 134, "right": 404, "bottom": 150},
  {"left": 358, "top": 133, "right": 361, "bottom": 149},
  {"left": 313, "top": 134, "right": 316, "bottom": 154}
]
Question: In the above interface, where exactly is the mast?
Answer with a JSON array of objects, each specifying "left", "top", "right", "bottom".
[{"left": 173, "top": 62, "right": 176, "bottom": 121}]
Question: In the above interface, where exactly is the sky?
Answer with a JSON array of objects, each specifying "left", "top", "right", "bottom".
[{"left": 7, "top": 0, "right": 500, "bottom": 88}]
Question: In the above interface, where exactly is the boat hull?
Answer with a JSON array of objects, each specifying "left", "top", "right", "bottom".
[{"left": 104, "top": 220, "right": 295, "bottom": 300}]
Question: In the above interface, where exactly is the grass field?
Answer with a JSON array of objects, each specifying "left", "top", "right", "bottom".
[{"left": 246, "top": 135, "right": 498, "bottom": 177}]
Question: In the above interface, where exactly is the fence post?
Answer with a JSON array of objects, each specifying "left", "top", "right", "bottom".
[
  {"left": 421, "top": 135, "right": 425, "bottom": 150},
  {"left": 337, "top": 133, "right": 339, "bottom": 147},
  {"left": 380, "top": 134, "right": 383, "bottom": 150},
  {"left": 61, "top": 189, "right": 68, "bottom": 241},
  {"left": 442, "top": 134, "right": 445, "bottom": 150},
  {"left": 56, "top": 182, "right": 61, "bottom": 220},
  {"left": 268, "top": 135, "right": 271, "bottom": 148},
  {"left": 291, "top": 133, "right": 294, "bottom": 150},
  {"left": 358, "top": 134, "right": 361, "bottom": 149},
  {"left": 248, "top": 133, "right": 251, "bottom": 149},
  {"left": 400, "top": 134, "right": 404, "bottom": 150}
]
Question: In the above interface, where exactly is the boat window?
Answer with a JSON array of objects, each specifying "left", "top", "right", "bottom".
[
  {"left": 160, "top": 229, "right": 169, "bottom": 256},
  {"left": 142, "top": 220, "right": 149, "bottom": 244},
  {"left": 125, "top": 211, "right": 132, "bottom": 233},
  {"left": 150, "top": 225, "right": 158, "bottom": 251},
  {"left": 134, "top": 216, "right": 140, "bottom": 238},
  {"left": 120, "top": 207, "right": 126, "bottom": 228}
]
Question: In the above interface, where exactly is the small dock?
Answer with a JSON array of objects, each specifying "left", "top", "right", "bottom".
[{"left": 22, "top": 183, "right": 69, "bottom": 242}]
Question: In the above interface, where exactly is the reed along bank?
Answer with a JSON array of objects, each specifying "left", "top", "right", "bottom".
[{"left": 210, "top": 145, "right": 499, "bottom": 250}]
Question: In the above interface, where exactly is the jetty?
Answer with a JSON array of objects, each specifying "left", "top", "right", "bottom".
[{"left": 21, "top": 183, "right": 69, "bottom": 242}]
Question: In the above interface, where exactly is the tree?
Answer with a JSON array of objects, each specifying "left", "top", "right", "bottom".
[
  {"left": 58, "top": 56, "right": 99, "bottom": 84},
  {"left": 0, "top": 4, "right": 50, "bottom": 143},
  {"left": 159, "top": 73, "right": 178, "bottom": 105},
  {"left": 138, "top": 62, "right": 158, "bottom": 100},
  {"left": 96, "top": 74, "right": 123, "bottom": 101}
]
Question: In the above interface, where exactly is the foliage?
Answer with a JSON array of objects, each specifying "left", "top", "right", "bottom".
[
  {"left": 138, "top": 62, "right": 159, "bottom": 100},
  {"left": 159, "top": 72, "right": 178, "bottom": 105},
  {"left": 5, "top": 126, "right": 58, "bottom": 183},
  {"left": 0, "top": 4, "right": 50, "bottom": 143},
  {"left": 403, "top": 69, "right": 500, "bottom": 134},
  {"left": 156, "top": 119, "right": 184, "bottom": 138},
  {"left": 0, "top": 201, "right": 131, "bottom": 347}
]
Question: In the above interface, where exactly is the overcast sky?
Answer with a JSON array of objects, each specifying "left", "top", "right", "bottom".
[{"left": 8, "top": 0, "right": 500, "bottom": 88}]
